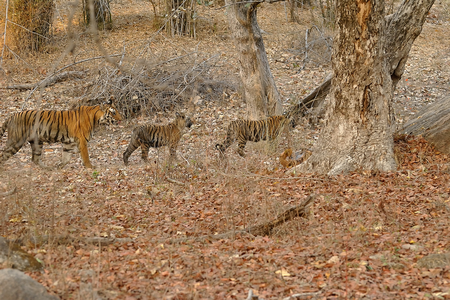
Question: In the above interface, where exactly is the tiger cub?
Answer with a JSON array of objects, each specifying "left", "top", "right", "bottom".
[
  {"left": 123, "top": 112, "right": 193, "bottom": 165},
  {"left": 215, "top": 115, "right": 292, "bottom": 157},
  {"left": 0, "top": 99, "right": 122, "bottom": 169}
]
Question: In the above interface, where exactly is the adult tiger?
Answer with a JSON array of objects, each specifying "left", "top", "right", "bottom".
[
  {"left": 0, "top": 99, "right": 122, "bottom": 169},
  {"left": 123, "top": 112, "right": 193, "bottom": 166},
  {"left": 215, "top": 114, "right": 293, "bottom": 157}
]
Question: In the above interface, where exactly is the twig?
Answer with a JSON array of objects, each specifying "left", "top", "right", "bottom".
[
  {"left": 0, "top": 187, "right": 16, "bottom": 197},
  {"left": 7, "top": 20, "right": 51, "bottom": 40},
  {"left": 166, "top": 177, "right": 186, "bottom": 186},
  {"left": 282, "top": 292, "right": 321, "bottom": 300},
  {"left": 2, "top": 71, "right": 85, "bottom": 90},
  {"left": 246, "top": 289, "right": 261, "bottom": 300}
]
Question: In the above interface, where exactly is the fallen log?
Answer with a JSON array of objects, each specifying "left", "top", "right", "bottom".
[
  {"left": 2, "top": 71, "right": 85, "bottom": 90},
  {"left": 398, "top": 96, "right": 450, "bottom": 155}
]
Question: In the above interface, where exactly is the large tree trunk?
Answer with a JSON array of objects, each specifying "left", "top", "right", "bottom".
[
  {"left": 9, "top": 0, "right": 55, "bottom": 52},
  {"left": 292, "top": 0, "right": 435, "bottom": 175},
  {"left": 295, "top": 0, "right": 395, "bottom": 175},
  {"left": 225, "top": 0, "right": 282, "bottom": 119},
  {"left": 288, "top": 0, "right": 435, "bottom": 121},
  {"left": 399, "top": 97, "right": 450, "bottom": 155}
]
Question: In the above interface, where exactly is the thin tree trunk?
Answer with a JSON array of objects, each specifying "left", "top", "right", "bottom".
[
  {"left": 225, "top": 0, "right": 282, "bottom": 119},
  {"left": 296, "top": 0, "right": 395, "bottom": 175}
]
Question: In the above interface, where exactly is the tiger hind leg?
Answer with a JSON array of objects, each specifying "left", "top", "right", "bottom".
[
  {"left": 58, "top": 143, "right": 78, "bottom": 169},
  {"left": 123, "top": 137, "right": 141, "bottom": 166},
  {"left": 140, "top": 143, "right": 150, "bottom": 163},
  {"left": 29, "top": 140, "right": 51, "bottom": 169},
  {"left": 237, "top": 139, "right": 247, "bottom": 157},
  {"left": 1, "top": 136, "right": 28, "bottom": 165}
]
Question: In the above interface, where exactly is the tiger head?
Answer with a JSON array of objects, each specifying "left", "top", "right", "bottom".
[
  {"left": 174, "top": 112, "right": 193, "bottom": 130},
  {"left": 99, "top": 98, "right": 122, "bottom": 125}
]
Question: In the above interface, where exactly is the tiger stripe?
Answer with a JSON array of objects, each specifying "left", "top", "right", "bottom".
[
  {"left": 123, "top": 112, "right": 193, "bottom": 166},
  {"left": 0, "top": 100, "right": 122, "bottom": 169}
]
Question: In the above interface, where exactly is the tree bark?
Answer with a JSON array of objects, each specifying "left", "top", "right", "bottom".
[
  {"left": 225, "top": 0, "right": 282, "bottom": 119},
  {"left": 295, "top": 0, "right": 395, "bottom": 175},
  {"left": 83, "top": 0, "right": 112, "bottom": 30},
  {"left": 399, "top": 97, "right": 450, "bottom": 155},
  {"left": 292, "top": 0, "right": 435, "bottom": 175},
  {"left": 290, "top": 0, "right": 435, "bottom": 120}
]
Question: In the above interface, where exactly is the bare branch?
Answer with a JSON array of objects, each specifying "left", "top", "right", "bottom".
[
  {"left": 23, "top": 54, "right": 122, "bottom": 106},
  {"left": 0, "top": 187, "right": 16, "bottom": 197},
  {"left": 2, "top": 71, "right": 85, "bottom": 90}
]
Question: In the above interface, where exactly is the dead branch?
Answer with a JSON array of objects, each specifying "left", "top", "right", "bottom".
[
  {"left": 244, "top": 194, "right": 315, "bottom": 236},
  {"left": 245, "top": 289, "right": 260, "bottom": 300},
  {"left": 167, "top": 195, "right": 315, "bottom": 243},
  {"left": 166, "top": 177, "right": 186, "bottom": 186},
  {"left": 285, "top": 73, "right": 331, "bottom": 117},
  {"left": 0, "top": 187, "right": 16, "bottom": 197},
  {"left": 24, "top": 54, "right": 122, "bottom": 105},
  {"left": 13, "top": 235, "right": 133, "bottom": 247},
  {"left": 282, "top": 292, "right": 321, "bottom": 300},
  {"left": 2, "top": 71, "right": 85, "bottom": 90}
]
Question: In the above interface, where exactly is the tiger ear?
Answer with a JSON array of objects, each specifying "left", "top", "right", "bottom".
[
  {"left": 104, "top": 95, "right": 114, "bottom": 105},
  {"left": 108, "top": 95, "right": 114, "bottom": 105}
]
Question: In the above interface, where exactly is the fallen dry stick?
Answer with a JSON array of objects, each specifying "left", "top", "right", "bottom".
[
  {"left": 13, "top": 235, "right": 133, "bottom": 247},
  {"left": 0, "top": 187, "right": 16, "bottom": 197},
  {"left": 168, "top": 195, "right": 315, "bottom": 243},
  {"left": 2, "top": 71, "right": 85, "bottom": 90}
]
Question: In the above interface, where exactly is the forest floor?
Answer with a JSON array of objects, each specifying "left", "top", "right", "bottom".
[{"left": 1, "top": 1, "right": 450, "bottom": 299}]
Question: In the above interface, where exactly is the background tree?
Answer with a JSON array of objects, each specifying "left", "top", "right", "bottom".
[
  {"left": 83, "top": 0, "right": 112, "bottom": 30},
  {"left": 293, "top": 0, "right": 435, "bottom": 175},
  {"left": 165, "top": 0, "right": 196, "bottom": 37},
  {"left": 224, "top": 0, "right": 282, "bottom": 119},
  {"left": 9, "top": 0, "right": 54, "bottom": 52}
]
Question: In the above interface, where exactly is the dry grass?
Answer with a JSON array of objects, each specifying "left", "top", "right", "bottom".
[{"left": 1, "top": 0, "right": 450, "bottom": 299}]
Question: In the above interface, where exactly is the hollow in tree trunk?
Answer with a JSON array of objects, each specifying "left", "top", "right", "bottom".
[{"left": 225, "top": 0, "right": 282, "bottom": 119}]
